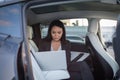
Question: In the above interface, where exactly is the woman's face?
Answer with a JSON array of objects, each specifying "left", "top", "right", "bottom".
[{"left": 51, "top": 26, "right": 63, "bottom": 42}]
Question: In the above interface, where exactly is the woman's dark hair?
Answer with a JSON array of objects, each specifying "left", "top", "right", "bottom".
[{"left": 44, "top": 20, "right": 66, "bottom": 42}]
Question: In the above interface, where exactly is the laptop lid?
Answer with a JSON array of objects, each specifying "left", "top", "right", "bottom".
[{"left": 34, "top": 50, "right": 67, "bottom": 71}]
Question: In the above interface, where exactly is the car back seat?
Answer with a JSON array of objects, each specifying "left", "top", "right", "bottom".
[{"left": 28, "top": 26, "right": 70, "bottom": 80}]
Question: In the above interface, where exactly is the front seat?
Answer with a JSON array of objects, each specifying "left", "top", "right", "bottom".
[{"left": 86, "top": 18, "right": 119, "bottom": 80}]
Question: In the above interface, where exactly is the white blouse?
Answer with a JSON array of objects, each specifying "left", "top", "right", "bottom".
[{"left": 51, "top": 43, "right": 62, "bottom": 51}]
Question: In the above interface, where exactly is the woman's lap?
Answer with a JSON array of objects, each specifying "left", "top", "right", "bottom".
[{"left": 68, "top": 61, "right": 94, "bottom": 80}]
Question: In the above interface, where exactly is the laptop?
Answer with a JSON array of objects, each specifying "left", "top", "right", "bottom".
[{"left": 34, "top": 50, "right": 67, "bottom": 71}]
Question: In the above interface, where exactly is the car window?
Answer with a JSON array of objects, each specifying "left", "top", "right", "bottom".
[
  {"left": 99, "top": 19, "right": 117, "bottom": 57},
  {"left": 41, "top": 18, "right": 88, "bottom": 44},
  {"left": 0, "top": 0, "right": 15, "bottom": 3},
  {"left": 0, "top": 4, "right": 22, "bottom": 38}
]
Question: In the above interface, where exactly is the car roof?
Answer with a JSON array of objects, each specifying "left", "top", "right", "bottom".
[{"left": 26, "top": 0, "right": 120, "bottom": 25}]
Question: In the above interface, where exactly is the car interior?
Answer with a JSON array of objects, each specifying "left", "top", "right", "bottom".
[
  {"left": 22, "top": 0, "right": 120, "bottom": 80},
  {"left": 113, "top": 15, "right": 120, "bottom": 78},
  {"left": 86, "top": 18, "right": 119, "bottom": 80}
]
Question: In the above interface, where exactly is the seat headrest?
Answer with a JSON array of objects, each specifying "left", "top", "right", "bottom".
[
  {"left": 27, "top": 26, "right": 33, "bottom": 40},
  {"left": 88, "top": 19, "right": 99, "bottom": 34}
]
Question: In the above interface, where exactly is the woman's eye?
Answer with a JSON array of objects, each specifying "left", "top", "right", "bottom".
[
  {"left": 52, "top": 31, "right": 56, "bottom": 34},
  {"left": 58, "top": 32, "right": 61, "bottom": 34}
]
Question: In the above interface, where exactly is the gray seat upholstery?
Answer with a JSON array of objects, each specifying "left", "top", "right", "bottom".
[
  {"left": 28, "top": 26, "right": 70, "bottom": 80},
  {"left": 113, "top": 15, "right": 120, "bottom": 67},
  {"left": 86, "top": 19, "right": 119, "bottom": 80},
  {"left": 113, "top": 15, "right": 120, "bottom": 78},
  {"left": 30, "top": 48, "right": 46, "bottom": 80}
]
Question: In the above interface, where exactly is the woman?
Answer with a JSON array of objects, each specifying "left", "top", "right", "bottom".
[
  {"left": 39, "top": 20, "right": 71, "bottom": 66},
  {"left": 39, "top": 20, "right": 94, "bottom": 80}
]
